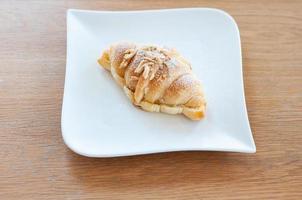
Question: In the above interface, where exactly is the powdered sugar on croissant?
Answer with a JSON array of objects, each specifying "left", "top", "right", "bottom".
[{"left": 98, "top": 42, "right": 206, "bottom": 120}]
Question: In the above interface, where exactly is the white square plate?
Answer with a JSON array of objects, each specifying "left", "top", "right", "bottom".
[{"left": 62, "top": 8, "right": 256, "bottom": 157}]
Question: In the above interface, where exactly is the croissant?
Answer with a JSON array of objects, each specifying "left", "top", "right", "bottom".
[{"left": 98, "top": 42, "right": 206, "bottom": 120}]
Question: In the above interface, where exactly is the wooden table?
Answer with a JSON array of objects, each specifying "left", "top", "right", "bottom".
[{"left": 1, "top": 0, "right": 301, "bottom": 199}]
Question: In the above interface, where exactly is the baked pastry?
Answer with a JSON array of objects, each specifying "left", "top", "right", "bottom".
[{"left": 98, "top": 42, "right": 206, "bottom": 120}]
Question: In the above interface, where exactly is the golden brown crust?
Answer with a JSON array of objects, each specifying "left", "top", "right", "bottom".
[{"left": 98, "top": 42, "right": 206, "bottom": 120}]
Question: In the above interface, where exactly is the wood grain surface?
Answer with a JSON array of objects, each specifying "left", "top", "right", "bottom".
[{"left": 1, "top": 0, "right": 301, "bottom": 199}]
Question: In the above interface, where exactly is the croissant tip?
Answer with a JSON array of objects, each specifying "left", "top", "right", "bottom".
[
  {"left": 98, "top": 50, "right": 111, "bottom": 70},
  {"left": 183, "top": 105, "right": 206, "bottom": 120}
]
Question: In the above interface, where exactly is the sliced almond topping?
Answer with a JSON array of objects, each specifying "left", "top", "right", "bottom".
[
  {"left": 149, "top": 71, "right": 155, "bottom": 80},
  {"left": 120, "top": 60, "right": 128, "bottom": 68},
  {"left": 143, "top": 65, "right": 150, "bottom": 79},
  {"left": 124, "top": 49, "right": 136, "bottom": 59},
  {"left": 120, "top": 49, "right": 137, "bottom": 69},
  {"left": 135, "top": 60, "right": 146, "bottom": 73}
]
